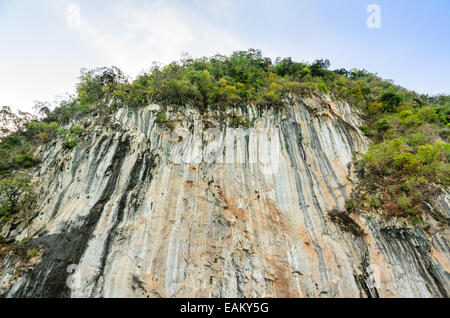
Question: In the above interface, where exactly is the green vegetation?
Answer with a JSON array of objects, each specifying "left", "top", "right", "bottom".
[
  {"left": 62, "top": 140, "right": 77, "bottom": 150},
  {"left": 61, "top": 125, "right": 83, "bottom": 150},
  {"left": 64, "top": 51, "right": 341, "bottom": 111},
  {"left": 379, "top": 91, "right": 403, "bottom": 113},
  {"left": 0, "top": 111, "right": 83, "bottom": 225},
  {"left": 230, "top": 116, "right": 251, "bottom": 128},
  {"left": 359, "top": 125, "right": 371, "bottom": 137},
  {"left": 352, "top": 95, "right": 449, "bottom": 222},
  {"left": 155, "top": 112, "right": 168, "bottom": 125},
  {"left": 0, "top": 49, "right": 448, "bottom": 226},
  {"left": 0, "top": 173, "right": 36, "bottom": 222},
  {"left": 26, "top": 248, "right": 39, "bottom": 258}
]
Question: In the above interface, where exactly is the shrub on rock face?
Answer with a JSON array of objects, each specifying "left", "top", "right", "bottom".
[
  {"left": 318, "top": 82, "right": 329, "bottom": 94},
  {"left": 373, "top": 119, "right": 391, "bottom": 133},
  {"left": 27, "top": 248, "right": 39, "bottom": 258},
  {"left": 368, "top": 102, "right": 383, "bottom": 114},
  {"left": 155, "top": 112, "right": 167, "bottom": 125},
  {"left": 345, "top": 198, "right": 360, "bottom": 214},
  {"left": 396, "top": 196, "right": 412, "bottom": 211},
  {"left": 416, "top": 107, "right": 438, "bottom": 123},
  {"left": 359, "top": 125, "right": 371, "bottom": 137},
  {"left": 0, "top": 173, "right": 35, "bottom": 221},
  {"left": 393, "top": 152, "right": 418, "bottom": 171},
  {"left": 27, "top": 121, "right": 60, "bottom": 143},
  {"left": 380, "top": 92, "right": 403, "bottom": 113},
  {"left": 62, "top": 140, "right": 77, "bottom": 150},
  {"left": 230, "top": 116, "right": 251, "bottom": 128},
  {"left": 71, "top": 125, "right": 83, "bottom": 136},
  {"left": 416, "top": 141, "right": 447, "bottom": 165},
  {"left": 364, "top": 138, "right": 406, "bottom": 174}
]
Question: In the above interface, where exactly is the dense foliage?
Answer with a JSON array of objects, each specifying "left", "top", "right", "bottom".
[
  {"left": 351, "top": 94, "right": 450, "bottom": 223},
  {"left": 0, "top": 173, "right": 36, "bottom": 222},
  {"left": 0, "top": 49, "right": 448, "bottom": 225}
]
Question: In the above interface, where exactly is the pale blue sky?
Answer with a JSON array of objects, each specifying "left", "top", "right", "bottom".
[{"left": 1, "top": 0, "right": 449, "bottom": 112}]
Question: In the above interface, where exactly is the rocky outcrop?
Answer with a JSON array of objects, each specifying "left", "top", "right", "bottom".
[{"left": 0, "top": 94, "right": 448, "bottom": 297}]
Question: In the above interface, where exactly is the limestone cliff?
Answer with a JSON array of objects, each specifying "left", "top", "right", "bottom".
[{"left": 0, "top": 94, "right": 448, "bottom": 298}]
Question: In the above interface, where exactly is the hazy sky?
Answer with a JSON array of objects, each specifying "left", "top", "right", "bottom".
[{"left": 1, "top": 0, "right": 449, "bottom": 112}]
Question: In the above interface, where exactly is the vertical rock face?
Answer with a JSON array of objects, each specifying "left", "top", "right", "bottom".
[{"left": 0, "top": 95, "right": 448, "bottom": 298}]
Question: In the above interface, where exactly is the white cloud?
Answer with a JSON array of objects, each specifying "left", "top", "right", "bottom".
[
  {"left": 0, "top": 0, "right": 244, "bottom": 113},
  {"left": 77, "top": 0, "right": 243, "bottom": 76},
  {"left": 66, "top": 3, "right": 82, "bottom": 30},
  {"left": 0, "top": 57, "right": 80, "bottom": 113},
  {"left": 197, "top": 0, "right": 237, "bottom": 15}
]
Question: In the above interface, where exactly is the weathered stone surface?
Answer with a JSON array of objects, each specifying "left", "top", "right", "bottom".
[{"left": 0, "top": 94, "right": 448, "bottom": 298}]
